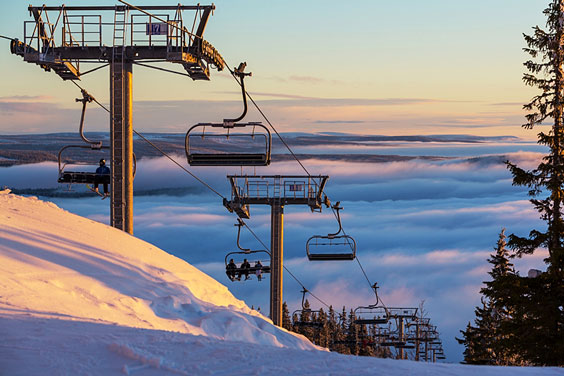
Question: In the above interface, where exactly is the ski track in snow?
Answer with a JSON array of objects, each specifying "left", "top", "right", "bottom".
[{"left": 1, "top": 190, "right": 563, "bottom": 375}]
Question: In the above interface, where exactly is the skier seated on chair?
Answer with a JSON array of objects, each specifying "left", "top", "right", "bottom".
[
  {"left": 238, "top": 258, "right": 251, "bottom": 280},
  {"left": 94, "top": 158, "right": 110, "bottom": 195},
  {"left": 226, "top": 259, "right": 237, "bottom": 281},
  {"left": 255, "top": 260, "right": 263, "bottom": 281}
]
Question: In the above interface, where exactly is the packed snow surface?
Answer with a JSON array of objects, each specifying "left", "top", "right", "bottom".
[{"left": 0, "top": 190, "right": 562, "bottom": 375}]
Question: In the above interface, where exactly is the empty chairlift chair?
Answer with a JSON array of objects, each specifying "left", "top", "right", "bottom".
[
  {"left": 354, "top": 283, "right": 389, "bottom": 325},
  {"left": 354, "top": 305, "right": 389, "bottom": 325},
  {"left": 292, "top": 288, "right": 324, "bottom": 328},
  {"left": 224, "top": 219, "right": 271, "bottom": 282},
  {"left": 306, "top": 202, "right": 356, "bottom": 261},
  {"left": 185, "top": 62, "right": 272, "bottom": 166}
]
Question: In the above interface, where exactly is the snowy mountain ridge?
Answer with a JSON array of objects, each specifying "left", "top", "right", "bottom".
[{"left": 1, "top": 190, "right": 563, "bottom": 375}]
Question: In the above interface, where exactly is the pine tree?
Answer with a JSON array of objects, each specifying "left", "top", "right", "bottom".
[
  {"left": 457, "top": 229, "right": 522, "bottom": 365},
  {"left": 282, "top": 302, "right": 292, "bottom": 331},
  {"left": 504, "top": 0, "right": 564, "bottom": 365}
]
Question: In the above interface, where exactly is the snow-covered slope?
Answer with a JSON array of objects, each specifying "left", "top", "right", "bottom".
[
  {"left": 0, "top": 190, "right": 314, "bottom": 350},
  {"left": 1, "top": 190, "right": 563, "bottom": 375}
]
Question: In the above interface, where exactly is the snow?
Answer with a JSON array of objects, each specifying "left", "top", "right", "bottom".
[{"left": 1, "top": 189, "right": 562, "bottom": 375}]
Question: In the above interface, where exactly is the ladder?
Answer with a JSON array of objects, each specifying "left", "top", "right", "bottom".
[{"left": 110, "top": 7, "right": 128, "bottom": 230}]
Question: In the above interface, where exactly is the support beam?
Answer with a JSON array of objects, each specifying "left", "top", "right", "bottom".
[
  {"left": 110, "top": 56, "right": 134, "bottom": 234},
  {"left": 270, "top": 203, "right": 284, "bottom": 326},
  {"left": 398, "top": 317, "right": 404, "bottom": 360}
]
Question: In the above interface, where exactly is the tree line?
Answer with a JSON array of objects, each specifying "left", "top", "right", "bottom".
[{"left": 457, "top": 0, "right": 564, "bottom": 366}]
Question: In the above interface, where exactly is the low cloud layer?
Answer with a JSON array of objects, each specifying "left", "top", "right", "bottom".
[{"left": 0, "top": 140, "right": 551, "bottom": 362}]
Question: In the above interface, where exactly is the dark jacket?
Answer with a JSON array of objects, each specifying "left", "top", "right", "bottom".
[{"left": 96, "top": 165, "right": 110, "bottom": 175}]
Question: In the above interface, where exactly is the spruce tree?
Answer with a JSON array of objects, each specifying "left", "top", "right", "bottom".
[
  {"left": 281, "top": 302, "right": 292, "bottom": 331},
  {"left": 504, "top": 0, "right": 564, "bottom": 365},
  {"left": 457, "top": 229, "right": 522, "bottom": 365}
]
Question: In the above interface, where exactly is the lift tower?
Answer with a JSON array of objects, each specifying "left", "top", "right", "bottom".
[
  {"left": 224, "top": 175, "right": 329, "bottom": 326},
  {"left": 10, "top": 3, "right": 225, "bottom": 234}
]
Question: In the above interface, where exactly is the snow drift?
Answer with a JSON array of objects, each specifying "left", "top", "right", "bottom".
[{"left": 1, "top": 190, "right": 563, "bottom": 375}]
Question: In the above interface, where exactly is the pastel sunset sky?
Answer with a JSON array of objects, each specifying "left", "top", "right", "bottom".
[{"left": 0, "top": 0, "right": 548, "bottom": 138}]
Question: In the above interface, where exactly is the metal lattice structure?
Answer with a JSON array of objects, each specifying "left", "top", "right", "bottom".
[
  {"left": 10, "top": 3, "right": 224, "bottom": 234},
  {"left": 224, "top": 175, "right": 329, "bottom": 326}
]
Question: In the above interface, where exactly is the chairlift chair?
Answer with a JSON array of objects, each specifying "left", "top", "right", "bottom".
[
  {"left": 57, "top": 89, "right": 136, "bottom": 188},
  {"left": 224, "top": 219, "right": 271, "bottom": 282},
  {"left": 306, "top": 202, "right": 356, "bottom": 261},
  {"left": 57, "top": 145, "right": 137, "bottom": 185},
  {"left": 354, "top": 305, "right": 389, "bottom": 325},
  {"left": 57, "top": 144, "right": 111, "bottom": 185},
  {"left": 185, "top": 62, "right": 272, "bottom": 166},
  {"left": 354, "top": 283, "right": 389, "bottom": 325},
  {"left": 292, "top": 288, "right": 324, "bottom": 328}
]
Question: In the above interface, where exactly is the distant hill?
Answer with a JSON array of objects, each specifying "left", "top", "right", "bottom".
[{"left": 0, "top": 132, "right": 515, "bottom": 167}]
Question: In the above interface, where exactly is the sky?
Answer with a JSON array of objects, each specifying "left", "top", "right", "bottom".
[
  {"left": 0, "top": 0, "right": 550, "bottom": 137},
  {"left": 0, "top": 0, "right": 558, "bottom": 364}
]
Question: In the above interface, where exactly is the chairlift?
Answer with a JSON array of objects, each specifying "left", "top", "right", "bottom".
[
  {"left": 185, "top": 62, "right": 272, "bottom": 166},
  {"left": 57, "top": 89, "right": 136, "bottom": 188},
  {"left": 58, "top": 145, "right": 137, "bottom": 185},
  {"left": 292, "top": 288, "right": 324, "bottom": 328},
  {"left": 306, "top": 202, "right": 356, "bottom": 261},
  {"left": 354, "top": 283, "right": 389, "bottom": 325},
  {"left": 224, "top": 218, "right": 271, "bottom": 282},
  {"left": 380, "top": 334, "right": 406, "bottom": 347}
]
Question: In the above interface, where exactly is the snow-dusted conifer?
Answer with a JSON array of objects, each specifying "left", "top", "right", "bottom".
[{"left": 504, "top": 0, "right": 564, "bottom": 365}]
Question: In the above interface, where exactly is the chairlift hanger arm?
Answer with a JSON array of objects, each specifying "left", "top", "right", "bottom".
[
  {"left": 328, "top": 203, "right": 343, "bottom": 238},
  {"left": 76, "top": 89, "right": 102, "bottom": 147},
  {"left": 224, "top": 62, "right": 252, "bottom": 125},
  {"left": 235, "top": 219, "right": 251, "bottom": 252}
]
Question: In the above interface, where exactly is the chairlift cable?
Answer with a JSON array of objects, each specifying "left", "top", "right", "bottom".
[
  {"left": 225, "top": 61, "right": 379, "bottom": 305},
  {"left": 132, "top": 129, "right": 226, "bottom": 199},
  {"left": 224, "top": 62, "right": 312, "bottom": 177},
  {"left": 66, "top": 74, "right": 332, "bottom": 311},
  {"left": 68, "top": 80, "right": 226, "bottom": 199},
  {"left": 240, "top": 220, "right": 330, "bottom": 309},
  {"left": 117, "top": 0, "right": 201, "bottom": 40},
  {"left": 70, "top": 80, "right": 111, "bottom": 113},
  {"left": 328, "top": 203, "right": 385, "bottom": 307}
]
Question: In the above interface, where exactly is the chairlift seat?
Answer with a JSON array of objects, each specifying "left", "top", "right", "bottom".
[
  {"left": 307, "top": 253, "right": 355, "bottom": 261},
  {"left": 381, "top": 340, "right": 406, "bottom": 347},
  {"left": 293, "top": 321, "right": 323, "bottom": 328},
  {"left": 188, "top": 153, "right": 268, "bottom": 166},
  {"left": 58, "top": 172, "right": 110, "bottom": 185},
  {"left": 354, "top": 317, "right": 389, "bottom": 325}
]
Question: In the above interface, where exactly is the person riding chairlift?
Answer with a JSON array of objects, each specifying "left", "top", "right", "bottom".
[
  {"left": 238, "top": 258, "right": 251, "bottom": 280},
  {"left": 255, "top": 260, "right": 263, "bottom": 281},
  {"left": 94, "top": 158, "right": 110, "bottom": 196},
  {"left": 226, "top": 258, "right": 237, "bottom": 281}
]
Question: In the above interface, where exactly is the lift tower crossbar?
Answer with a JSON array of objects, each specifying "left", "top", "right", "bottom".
[
  {"left": 11, "top": 4, "right": 225, "bottom": 234},
  {"left": 224, "top": 175, "right": 329, "bottom": 326}
]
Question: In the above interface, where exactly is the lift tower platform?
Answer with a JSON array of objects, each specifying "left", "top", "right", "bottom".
[
  {"left": 10, "top": 3, "right": 225, "bottom": 234},
  {"left": 224, "top": 175, "right": 329, "bottom": 326}
]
